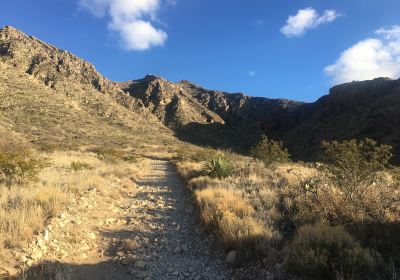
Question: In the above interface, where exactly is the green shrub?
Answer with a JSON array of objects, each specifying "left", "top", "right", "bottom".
[
  {"left": 175, "top": 146, "right": 216, "bottom": 162},
  {"left": 250, "top": 135, "right": 290, "bottom": 166},
  {"left": 284, "top": 224, "right": 383, "bottom": 280},
  {"left": 0, "top": 148, "right": 47, "bottom": 185},
  {"left": 89, "top": 147, "right": 137, "bottom": 163},
  {"left": 320, "top": 138, "right": 392, "bottom": 199},
  {"left": 202, "top": 153, "right": 234, "bottom": 179},
  {"left": 70, "top": 161, "right": 93, "bottom": 171}
]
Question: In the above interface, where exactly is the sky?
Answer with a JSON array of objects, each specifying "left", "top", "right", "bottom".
[{"left": 1, "top": 0, "right": 400, "bottom": 102}]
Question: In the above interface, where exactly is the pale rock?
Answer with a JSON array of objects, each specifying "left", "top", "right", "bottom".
[{"left": 226, "top": 250, "right": 237, "bottom": 264}]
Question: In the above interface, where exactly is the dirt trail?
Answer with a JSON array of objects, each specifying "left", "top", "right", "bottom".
[{"left": 21, "top": 159, "right": 232, "bottom": 280}]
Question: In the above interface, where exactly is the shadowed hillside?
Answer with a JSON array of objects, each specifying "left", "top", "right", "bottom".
[{"left": 119, "top": 74, "right": 400, "bottom": 161}]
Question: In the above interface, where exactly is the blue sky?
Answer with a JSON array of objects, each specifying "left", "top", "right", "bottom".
[{"left": 1, "top": 0, "right": 400, "bottom": 102}]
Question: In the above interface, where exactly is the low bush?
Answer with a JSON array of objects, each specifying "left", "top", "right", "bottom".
[
  {"left": 175, "top": 146, "right": 216, "bottom": 162},
  {"left": 320, "top": 138, "right": 392, "bottom": 199},
  {"left": 70, "top": 161, "right": 93, "bottom": 171},
  {"left": 284, "top": 224, "right": 383, "bottom": 280},
  {"left": 89, "top": 147, "right": 138, "bottom": 163},
  {"left": 202, "top": 153, "right": 234, "bottom": 179},
  {"left": 250, "top": 135, "right": 290, "bottom": 166},
  {"left": 0, "top": 147, "right": 47, "bottom": 185}
]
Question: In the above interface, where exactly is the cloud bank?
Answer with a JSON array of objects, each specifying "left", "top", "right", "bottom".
[
  {"left": 281, "top": 8, "right": 340, "bottom": 38},
  {"left": 79, "top": 0, "right": 168, "bottom": 51},
  {"left": 325, "top": 26, "right": 400, "bottom": 84}
]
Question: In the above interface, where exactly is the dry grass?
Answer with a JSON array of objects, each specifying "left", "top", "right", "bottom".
[
  {"left": 195, "top": 187, "right": 281, "bottom": 260},
  {"left": 175, "top": 161, "right": 203, "bottom": 181},
  {"left": 0, "top": 148, "right": 149, "bottom": 266},
  {"left": 175, "top": 147, "right": 399, "bottom": 270}
]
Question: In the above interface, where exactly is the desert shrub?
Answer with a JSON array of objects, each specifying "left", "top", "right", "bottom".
[
  {"left": 70, "top": 161, "right": 93, "bottom": 171},
  {"left": 320, "top": 138, "right": 392, "bottom": 199},
  {"left": 175, "top": 146, "right": 216, "bottom": 162},
  {"left": 202, "top": 153, "right": 234, "bottom": 179},
  {"left": 90, "top": 147, "right": 124, "bottom": 163},
  {"left": 276, "top": 139, "right": 399, "bottom": 227},
  {"left": 284, "top": 224, "right": 383, "bottom": 280},
  {"left": 89, "top": 147, "right": 137, "bottom": 163},
  {"left": 250, "top": 135, "right": 290, "bottom": 166},
  {"left": 0, "top": 148, "right": 47, "bottom": 185}
]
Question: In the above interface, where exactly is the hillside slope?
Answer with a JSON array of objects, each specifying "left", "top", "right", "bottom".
[
  {"left": 284, "top": 78, "right": 400, "bottom": 160},
  {"left": 0, "top": 26, "right": 175, "bottom": 149}
]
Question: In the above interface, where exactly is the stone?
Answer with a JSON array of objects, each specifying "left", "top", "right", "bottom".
[
  {"left": 226, "top": 250, "right": 237, "bottom": 264},
  {"left": 87, "top": 232, "right": 96, "bottom": 240},
  {"left": 116, "top": 251, "right": 125, "bottom": 257},
  {"left": 173, "top": 245, "right": 183, "bottom": 254},
  {"left": 134, "top": 260, "right": 147, "bottom": 269},
  {"left": 121, "top": 255, "right": 137, "bottom": 265},
  {"left": 44, "top": 229, "right": 49, "bottom": 241}
]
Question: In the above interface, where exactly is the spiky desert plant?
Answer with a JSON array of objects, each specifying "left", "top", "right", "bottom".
[{"left": 202, "top": 153, "right": 234, "bottom": 179}]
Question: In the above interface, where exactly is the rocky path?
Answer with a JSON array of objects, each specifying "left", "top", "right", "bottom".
[{"left": 22, "top": 159, "right": 232, "bottom": 280}]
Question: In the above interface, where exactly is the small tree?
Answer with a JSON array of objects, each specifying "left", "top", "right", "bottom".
[
  {"left": 250, "top": 135, "right": 290, "bottom": 166},
  {"left": 320, "top": 138, "right": 392, "bottom": 200}
]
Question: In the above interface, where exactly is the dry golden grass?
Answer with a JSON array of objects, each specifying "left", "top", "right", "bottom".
[
  {"left": 0, "top": 148, "right": 149, "bottom": 264},
  {"left": 196, "top": 188, "right": 254, "bottom": 218},
  {"left": 175, "top": 161, "right": 203, "bottom": 181},
  {"left": 195, "top": 187, "right": 281, "bottom": 260}
]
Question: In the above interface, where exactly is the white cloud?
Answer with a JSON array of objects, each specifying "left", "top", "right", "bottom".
[
  {"left": 281, "top": 7, "right": 340, "bottom": 38},
  {"left": 325, "top": 26, "right": 400, "bottom": 84},
  {"left": 249, "top": 71, "right": 256, "bottom": 76},
  {"left": 79, "top": 0, "right": 169, "bottom": 51}
]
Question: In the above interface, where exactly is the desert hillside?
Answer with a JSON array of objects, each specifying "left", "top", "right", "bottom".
[{"left": 0, "top": 26, "right": 175, "bottom": 151}]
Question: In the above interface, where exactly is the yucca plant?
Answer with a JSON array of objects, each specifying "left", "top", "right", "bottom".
[{"left": 202, "top": 153, "right": 234, "bottom": 179}]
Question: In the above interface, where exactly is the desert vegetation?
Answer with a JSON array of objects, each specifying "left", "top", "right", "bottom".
[
  {"left": 175, "top": 137, "right": 400, "bottom": 279},
  {"left": 0, "top": 139, "right": 148, "bottom": 272}
]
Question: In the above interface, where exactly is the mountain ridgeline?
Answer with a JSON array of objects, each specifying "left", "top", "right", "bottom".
[
  {"left": 118, "top": 74, "right": 400, "bottom": 161},
  {"left": 1, "top": 25, "right": 400, "bottom": 161}
]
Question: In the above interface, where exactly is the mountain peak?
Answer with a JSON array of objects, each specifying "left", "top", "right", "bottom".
[{"left": 0, "top": 25, "right": 21, "bottom": 33}]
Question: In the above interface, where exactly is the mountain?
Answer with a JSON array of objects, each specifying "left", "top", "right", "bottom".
[
  {"left": 284, "top": 77, "right": 400, "bottom": 160},
  {"left": 0, "top": 26, "right": 175, "bottom": 150},
  {"left": 119, "top": 75, "right": 400, "bottom": 161},
  {"left": 117, "top": 76, "right": 224, "bottom": 129},
  {"left": 2, "top": 25, "right": 400, "bottom": 161}
]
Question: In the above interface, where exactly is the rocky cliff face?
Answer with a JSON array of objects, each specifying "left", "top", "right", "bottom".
[
  {"left": 0, "top": 26, "right": 143, "bottom": 111},
  {"left": 118, "top": 76, "right": 224, "bottom": 129},
  {"left": 118, "top": 77, "right": 304, "bottom": 136}
]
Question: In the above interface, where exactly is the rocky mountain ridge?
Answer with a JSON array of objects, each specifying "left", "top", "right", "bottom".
[
  {"left": 117, "top": 75, "right": 224, "bottom": 129},
  {"left": 119, "top": 74, "right": 400, "bottom": 161},
  {"left": 0, "top": 25, "right": 145, "bottom": 112}
]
